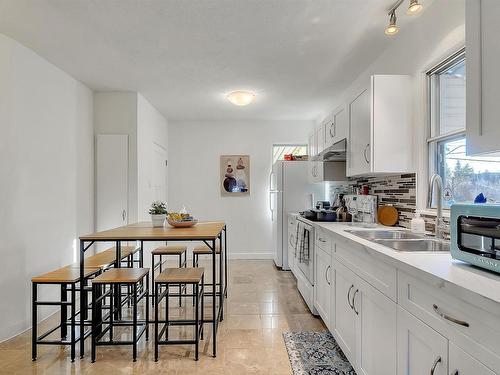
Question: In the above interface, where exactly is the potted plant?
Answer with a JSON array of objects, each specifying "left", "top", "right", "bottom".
[{"left": 149, "top": 201, "right": 168, "bottom": 227}]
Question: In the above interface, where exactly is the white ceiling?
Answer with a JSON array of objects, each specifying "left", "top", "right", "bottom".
[{"left": 0, "top": 0, "right": 422, "bottom": 121}]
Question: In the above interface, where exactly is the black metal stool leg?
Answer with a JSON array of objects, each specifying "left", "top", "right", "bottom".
[
  {"left": 61, "top": 284, "right": 68, "bottom": 339},
  {"left": 195, "top": 282, "right": 199, "bottom": 361},
  {"left": 154, "top": 282, "right": 159, "bottom": 362},
  {"left": 70, "top": 283, "right": 76, "bottom": 362},
  {"left": 178, "top": 253, "right": 182, "bottom": 307},
  {"left": 165, "top": 283, "right": 169, "bottom": 340},
  {"left": 91, "top": 283, "right": 97, "bottom": 363},
  {"left": 145, "top": 276, "right": 149, "bottom": 341},
  {"left": 133, "top": 283, "right": 137, "bottom": 362},
  {"left": 32, "top": 282, "right": 37, "bottom": 361},
  {"left": 201, "top": 275, "right": 204, "bottom": 340}
]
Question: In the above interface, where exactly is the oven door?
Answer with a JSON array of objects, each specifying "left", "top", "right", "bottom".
[
  {"left": 457, "top": 215, "right": 500, "bottom": 260},
  {"left": 296, "top": 220, "right": 314, "bottom": 285}
]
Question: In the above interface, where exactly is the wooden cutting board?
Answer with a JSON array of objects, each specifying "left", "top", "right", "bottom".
[{"left": 378, "top": 205, "right": 399, "bottom": 226}]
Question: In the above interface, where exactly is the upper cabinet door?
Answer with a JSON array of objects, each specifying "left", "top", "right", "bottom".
[
  {"left": 316, "top": 122, "right": 326, "bottom": 155},
  {"left": 348, "top": 88, "right": 371, "bottom": 176},
  {"left": 308, "top": 131, "right": 316, "bottom": 157},
  {"left": 449, "top": 342, "right": 496, "bottom": 375},
  {"left": 466, "top": 0, "right": 500, "bottom": 155},
  {"left": 325, "top": 106, "right": 348, "bottom": 149}
]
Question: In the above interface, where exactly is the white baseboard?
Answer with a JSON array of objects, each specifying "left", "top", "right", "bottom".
[{"left": 227, "top": 252, "right": 274, "bottom": 260}]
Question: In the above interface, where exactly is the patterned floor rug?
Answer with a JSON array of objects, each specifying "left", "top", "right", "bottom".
[{"left": 283, "top": 331, "right": 356, "bottom": 375}]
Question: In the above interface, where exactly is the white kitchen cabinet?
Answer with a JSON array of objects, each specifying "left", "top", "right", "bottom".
[
  {"left": 347, "top": 75, "right": 412, "bottom": 177},
  {"left": 355, "top": 277, "right": 397, "bottom": 375},
  {"left": 466, "top": 0, "right": 500, "bottom": 155},
  {"left": 308, "top": 130, "right": 316, "bottom": 158},
  {"left": 314, "top": 245, "right": 332, "bottom": 328},
  {"left": 334, "top": 260, "right": 357, "bottom": 364},
  {"left": 397, "top": 306, "right": 448, "bottom": 375},
  {"left": 287, "top": 216, "right": 297, "bottom": 275},
  {"left": 449, "top": 342, "right": 496, "bottom": 375},
  {"left": 325, "top": 106, "right": 348, "bottom": 148},
  {"left": 316, "top": 121, "right": 326, "bottom": 155}
]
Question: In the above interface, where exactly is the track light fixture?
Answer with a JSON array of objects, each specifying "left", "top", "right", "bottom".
[
  {"left": 384, "top": 0, "right": 423, "bottom": 36},
  {"left": 385, "top": 10, "right": 399, "bottom": 36},
  {"left": 407, "top": 0, "right": 423, "bottom": 15}
]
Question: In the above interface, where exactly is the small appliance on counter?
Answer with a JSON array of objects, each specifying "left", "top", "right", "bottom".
[
  {"left": 344, "top": 194, "right": 378, "bottom": 225},
  {"left": 451, "top": 203, "right": 500, "bottom": 274},
  {"left": 299, "top": 200, "right": 337, "bottom": 222}
]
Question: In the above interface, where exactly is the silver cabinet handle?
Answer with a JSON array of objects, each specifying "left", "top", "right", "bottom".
[
  {"left": 347, "top": 285, "right": 354, "bottom": 309},
  {"left": 363, "top": 143, "right": 370, "bottom": 164},
  {"left": 329, "top": 122, "right": 336, "bottom": 138},
  {"left": 352, "top": 289, "right": 359, "bottom": 315},
  {"left": 122, "top": 209, "right": 126, "bottom": 221},
  {"left": 289, "top": 235, "right": 294, "bottom": 247},
  {"left": 433, "top": 304, "right": 470, "bottom": 327},
  {"left": 430, "top": 356, "right": 441, "bottom": 375},
  {"left": 318, "top": 237, "right": 327, "bottom": 243},
  {"left": 325, "top": 265, "right": 331, "bottom": 285}
]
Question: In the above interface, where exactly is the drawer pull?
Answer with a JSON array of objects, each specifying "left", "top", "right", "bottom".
[
  {"left": 318, "top": 237, "right": 327, "bottom": 242},
  {"left": 430, "top": 356, "right": 441, "bottom": 375},
  {"left": 347, "top": 285, "right": 354, "bottom": 309},
  {"left": 352, "top": 289, "right": 359, "bottom": 315},
  {"left": 432, "top": 304, "right": 470, "bottom": 327}
]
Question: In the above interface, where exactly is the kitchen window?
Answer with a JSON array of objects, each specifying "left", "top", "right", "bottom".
[
  {"left": 427, "top": 49, "right": 500, "bottom": 207},
  {"left": 272, "top": 144, "right": 307, "bottom": 163}
]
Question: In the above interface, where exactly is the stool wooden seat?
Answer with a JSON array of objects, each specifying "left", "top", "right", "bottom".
[
  {"left": 193, "top": 244, "right": 220, "bottom": 254},
  {"left": 32, "top": 266, "right": 100, "bottom": 283},
  {"left": 151, "top": 245, "right": 187, "bottom": 255},
  {"left": 92, "top": 268, "right": 149, "bottom": 284},
  {"left": 156, "top": 267, "right": 204, "bottom": 283}
]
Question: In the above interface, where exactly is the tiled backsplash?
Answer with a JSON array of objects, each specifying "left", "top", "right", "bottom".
[
  {"left": 327, "top": 173, "right": 450, "bottom": 235},
  {"left": 348, "top": 173, "right": 417, "bottom": 228}
]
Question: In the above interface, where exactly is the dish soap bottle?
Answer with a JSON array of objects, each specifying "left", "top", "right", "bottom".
[{"left": 410, "top": 211, "right": 426, "bottom": 234}]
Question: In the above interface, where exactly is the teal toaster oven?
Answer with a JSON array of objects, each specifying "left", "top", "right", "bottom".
[{"left": 451, "top": 203, "right": 500, "bottom": 273}]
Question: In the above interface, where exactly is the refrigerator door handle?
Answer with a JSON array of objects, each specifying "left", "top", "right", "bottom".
[{"left": 269, "top": 191, "right": 274, "bottom": 220}]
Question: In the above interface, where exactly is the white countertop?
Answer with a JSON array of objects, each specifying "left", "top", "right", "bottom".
[{"left": 296, "top": 216, "right": 500, "bottom": 307}]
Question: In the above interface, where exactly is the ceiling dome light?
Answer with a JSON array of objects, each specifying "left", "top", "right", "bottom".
[
  {"left": 226, "top": 90, "right": 256, "bottom": 106},
  {"left": 385, "top": 10, "right": 399, "bottom": 36},
  {"left": 407, "top": 0, "right": 423, "bottom": 15}
]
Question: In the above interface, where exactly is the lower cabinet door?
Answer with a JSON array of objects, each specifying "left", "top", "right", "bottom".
[
  {"left": 397, "top": 306, "right": 448, "bottom": 375},
  {"left": 355, "top": 278, "right": 397, "bottom": 375},
  {"left": 449, "top": 342, "right": 496, "bottom": 375},
  {"left": 334, "top": 261, "right": 357, "bottom": 363},
  {"left": 314, "top": 247, "right": 331, "bottom": 326}
]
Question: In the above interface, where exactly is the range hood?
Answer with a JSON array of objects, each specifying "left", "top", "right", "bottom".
[{"left": 314, "top": 138, "right": 347, "bottom": 161}]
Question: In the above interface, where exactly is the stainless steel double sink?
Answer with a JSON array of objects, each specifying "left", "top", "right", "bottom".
[{"left": 345, "top": 230, "right": 450, "bottom": 252}]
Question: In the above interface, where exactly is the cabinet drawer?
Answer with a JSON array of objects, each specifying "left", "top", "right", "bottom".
[
  {"left": 315, "top": 227, "right": 332, "bottom": 253},
  {"left": 398, "top": 270, "right": 500, "bottom": 373},
  {"left": 334, "top": 236, "right": 397, "bottom": 301}
]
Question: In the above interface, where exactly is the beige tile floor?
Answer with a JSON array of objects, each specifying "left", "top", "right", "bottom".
[{"left": 0, "top": 260, "right": 326, "bottom": 374}]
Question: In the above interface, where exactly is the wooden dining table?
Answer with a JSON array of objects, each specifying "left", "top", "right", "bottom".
[{"left": 79, "top": 221, "right": 227, "bottom": 358}]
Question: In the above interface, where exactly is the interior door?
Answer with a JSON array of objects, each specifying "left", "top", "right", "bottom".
[
  {"left": 348, "top": 88, "right": 371, "bottom": 176},
  {"left": 397, "top": 306, "right": 448, "bottom": 375},
  {"left": 96, "top": 134, "right": 128, "bottom": 232},
  {"left": 449, "top": 342, "right": 495, "bottom": 375},
  {"left": 356, "top": 278, "right": 397, "bottom": 375},
  {"left": 334, "top": 261, "right": 357, "bottom": 364}
]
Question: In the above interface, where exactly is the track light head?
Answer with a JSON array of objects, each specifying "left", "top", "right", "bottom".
[
  {"left": 407, "top": 0, "right": 423, "bottom": 15},
  {"left": 385, "top": 10, "right": 399, "bottom": 36}
]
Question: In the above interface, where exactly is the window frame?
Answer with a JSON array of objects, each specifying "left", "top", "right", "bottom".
[{"left": 426, "top": 48, "right": 466, "bottom": 209}]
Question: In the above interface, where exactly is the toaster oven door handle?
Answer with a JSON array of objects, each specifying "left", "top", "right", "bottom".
[{"left": 432, "top": 304, "right": 470, "bottom": 327}]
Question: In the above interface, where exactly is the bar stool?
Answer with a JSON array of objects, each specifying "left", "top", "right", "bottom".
[
  {"left": 32, "top": 266, "right": 100, "bottom": 362},
  {"left": 154, "top": 267, "right": 204, "bottom": 361},
  {"left": 151, "top": 245, "right": 187, "bottom": 306},
  {"left": 193, "top": 244, "right": 227, "bottom": 301},
  {"left": 91, "top": 268, "right": 149, "bottom": 362}
]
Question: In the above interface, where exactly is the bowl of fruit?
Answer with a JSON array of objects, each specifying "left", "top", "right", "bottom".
[{"left": 167, "top": 212, "right": 198, "bottom": 228}]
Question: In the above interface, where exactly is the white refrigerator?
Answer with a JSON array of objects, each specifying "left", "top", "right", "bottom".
[{"left": 270, "top": 160, "right": 324, "bottom": 270}]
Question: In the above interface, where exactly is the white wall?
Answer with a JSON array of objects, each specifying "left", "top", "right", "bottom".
[
  {"left": 94, "top": 92, "right": 138, "bottom": 224},
  {"left": 327, "top": 0, "right": 465, "bottom": 209},
  {"left": 0, "top": 33, "right": 94, "bottom": 341},
  {"left": 137, "top": 93, "right": 169, "bottom": 221},
  {"left": 168, "top": 120, "right": 313, "bottom": 258}
]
